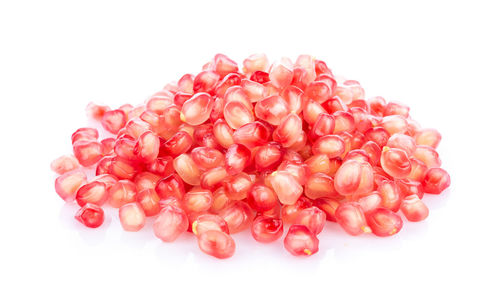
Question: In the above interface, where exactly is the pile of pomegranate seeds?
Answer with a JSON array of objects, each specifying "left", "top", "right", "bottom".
[{"left": 52, "top": 54, "right": 451, "bottom": 259}]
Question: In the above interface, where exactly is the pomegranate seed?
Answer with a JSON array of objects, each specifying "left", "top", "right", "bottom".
[
  {"left": 408, "top": 157, "right": 428, "bottom": 182},
  {"left": 277, "top": 160, "right": 310, "bottom": 185},
  {"left": 335, "top": 86, "right": 353, "bottom": 105},
  {"left": 233, "top": 121, "right": 269, "bottom": 149},
  {"left": 213, "top": 54, "right": 238, "bottom": 77},
  {"left": 177, "top": 74, "right": 194, "bottom": 94},
  {"left": 269, "top": 58, "right": 293, "bottom": 89},
  {"left": 380, "top": 146, "right": 412, "bottom": 179},
  {"left": 378, "top": 180, "right": 402, "bottom": 212},
  {"left": 313, "top": 198, "right": 339, "bottom": 222},
  {"left": 386, "top": 133, "right": 416, "bottom": 156},
  {"left": 243, "top": 53, "right": 269, "bottom": 74},
  {"left": 274, "top": 113, "right": 302, "bottom": 147},
  {"left": 223, "top": 101, "right": 254, "bottom": 129},
  {"left": 200, "top": 166, "right": 228, "bottom": 190},
  {"left": 284, "top": 225, "right": 319, "bottom": 256},
  {"left": 334, "top": 160, "right": 374, "bottom": 196},
  {"left": 133, "top": 172, "right": 161, "bottom": 191},
  {"left": 367, "top": 96, "right": 386, "bottom": 116},
  {"left": 213, "top": 119, "right": 234, "bottom": 149},
  {"left": 281, "top": 196, "right": 312, "bottom": 223},
  {"left": 281, "top": 85, "right": 304, "bottom": 114},
  {"left": 364, "top": 127, "right": 390, "bottom": 148},
  {"left": 75, "top": 203, "right": 104, "bottom": 228},
  {"left": 423, "top": 168, "right": 451, "bottom": 194},
  {"left": 71, "top": 128, "right": 98, "bottom": 145},
  {"left": 134, "top": 131, "right": 160, "bottom": 163},
  {"left": 357, "top": 191, "right": 383, "bottom": 214},
  {"left": 183, "top": 187, "right": 213, "bottom": 213},
  {"left": 241, "top": 79, "right": 265, "bottom": 102},
  {"left": 191, "top": 147, "right": 224, "bottom": 170},
  {"left": 252, "top": 216, "right": 283, "bottom": 243},
  {"left": 384, "top": 102, "right": 409, "bottom": 118},
  {"left": 156, "top": 174, "right": 185, "bottom": 200},
  {"left": 305, "top": 81, "right": 330, "bottom": 104},
  {"left": 361, "top": 141, "right": 382, "bottom": 166},
  {"left": 75, "top": 181, "right": 108, "bottom": 207},
  {"left": 254, "top": 142, "right": 284, "bottom": 171},
  {"left": 100, "top": 138, "right": 116, "bottom": 156},
  {"left": 152, "top": 204, "right": 189, "bottom": 242},
  {"left": 380, "top": 115, "right": 408, "bottom": 135},
  {"left": 314, "top": 60, "right": 333, "bottom": 76},
  {"left": 335, "top": 202, "right": 371, "bottom": 236},
  {"left": 163, "top": 105, "right": 182, "bottom": 130},
  {"left": 125, "top": 118, "right": 152, "bottom": 139},
  {"left": 224, "top": 86, "right": 253, "bottom": 111},
  {"left": 305, "top": 173, "right": 338, "bottom": 200},
  {"left": 303, "top": 99, "right": 327, "bottom": 125},
  {"left": 215, "top": 73, "right": 242, "bottom": 98},
  {"left": 193, "top": 71, "right": 219, "bottom": 94},
  {"left": 86, "top": 102, "right": 110, "bottom": 120},
  {"left": 322, "top": 96, "right": 347, "bottom": 114},
  {"left": 344, "top": 149, "right": 371, "bottom": 164},
  {"left": 108, "top": 180, "right": 137, "bottom": 208},
  {"left": 192, "top": 214, "right": 229, "bottom": 236},
  {"left": 305, "top": 154, "right": 331, "bottom": 174},
  {"left": 161, "top": 131, "right": 193, "bottom": 157},
  {"left": 312, "top": 135, "right": 345, "bottom": 158},
  {"left": 114, "top": 135, "right": 137, "bottom": 161},
  {"left": 414, "top": 145, "right": 442, "bottom": 168},
  {"left": 225, "top": 143, "right": 251, "bottom": 175},
  {"left": 397, "top": 179, "right": 424, "bottom": 199},
  {"left": 210, "top": 187, "right": 230, "bottom": 213},
  {"left": 173, "top": 153, "right": 201, "bottom": 185},
  {"left": 218, "top": 201, "right": 253, "bottom": 234},
  {"left": 146, "top": 157, "right": 174, "bottom": 177},
  {"left": 401, "top": 194, "right": 429, "bottom": 222},
  {"left": 294, "top": 207, "right": 326, "bottom": 235},
  {"left": 309, "top": 113, "right": 335, "bottom": 141},
  {"left": 223, "top": 172, "right": 253, "bottom": 201},
  {"left": 51, "top": 155, "right": 79, "bottom": 175},
  {"left": 181, "top": 92, "right": 214, "bottom": 126},
  {"left": 108, "top": 156, "right": 138, "bottom": 180},
  {"left": 119, "top": 203, "right": 146, "bottom": 232},
  {"left": 101, "top": 109, "right": 126, "bottom": 134},
  {"left": 270, "top": 171, "right": 303, "bottom": 205},
  {"left": 414, "top": 128, "right": 442, "bottom": 148},
  {"left": 73, "top": 140, "right": 104, "bottom": 167},
  {"left": 197, "top": 230, "right": 236, "bottom": 259},
  {"left": 366, "top": 208, "right": 403, "bottom": 237},
  {"left": 288, "top": 130, "right": 308, "bottom": 151},
  {"left": 136, "top": 189, "right": 161, "bottom": 217},
  {"left": 248, "top": 183, "right": 279, "bottom": 212},
  {"left": 55, "top": 170, "right": 87, "bottom": 201},
  {"left": 254, "top": 95, "right": 289, "bottom": 126}
]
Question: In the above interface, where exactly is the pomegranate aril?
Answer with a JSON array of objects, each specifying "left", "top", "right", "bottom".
[
  {"left": 294, "top": 207, "right": 326, "bottom": 235},
  {"left": 197, "top": 230, "right": 236, "bottom": 259},
  {"left": 51, "top": 155, "right": 79, "bottom": 175},
  {"left": 366, "top": 208, "right": 403, "bottom": 237},
  {"left": 55, "top": 170, "right": 87, "bottom": 201},
  {"left": 397, "top": 179, "right": 424, "bottom": 199},
  {"left": 284, "top": 225, "right": 319, "bottom": 256},
  {"left": 387, "top": 133, "right": 416, "bottom": 156},
  {"left": 75, "top": 203, "right": 104, "bottom": 228},
  {"left": 73, "top": 140, "right": 104, "bottom": 167},
  {"left": 75, "top": 181, "right": 108, "bottom": 207},
  {"left": 401, "top": 194, "right": 429, "bottom": 222},
  {"left": 210, "top": 187, "right": 230, "bottom": 213},
  {"left": 223, "top": 172, "right": 253, "bottom": 201},
  {"left": 134, "top": 131, "right": 160, "bottom": 164},
  {"left": 181, "top": 92, "right": 214, "bottom": 126},
  {"left": 108, "top": 156, "right": 138, "bottom": 180},
  {"left": 233, "top": 121, "right": 269, "bottom": 149},
  {"left": 213, "top": 53, "right": 238, "bottom": 77},
  {"left": 312, "top": 135, "right": 345, "bottom": 158},
  {"left": 192, "top": 214, "right": 229, "bottom": 236},
  {"left": 108, "top": 180, "right": 137, "bottom": 208},
  {"left": 248, "top": 183, "right": 279, "bottom": 212},
  {"left": 305, "top": 81, "right": 331, "bottom": 104},
  {"left": 136, "top": 189, "right": 161, "bottom": 217},
  {"left": 252, "top": 216, "right": 283, "bottom": 243},
  {"left": 119, "top": 203, "right": 146, "bottom": 232},
  {"left": 215, "top": 73, "right": 241, "bottom": 98},
  {"left": 177, "top": 74, "right": 194, "bottom": 94},
  {"left": 423, "top": 168, "right": 451, "bottom": 194},
  {"left": 335, "top": 202, "right": 371, "bottom": 236},
  {"left": 309, "top": 113, "right": 335, "bottom": 141},
  {"left": 277, "top": 161, "right": 310, "bottom": 185},
  {"left": 313, "top": 198, "right": 339, "bottom": 222},
  {"left": 114, "top": 136, "right": 137, "bottom": 161},
  {"left": 71, "top": 127, "right": 99, "bottom": 145},
  {"left": 101, "top": 109, "right": 126, "bottom": 134},
  {"left": 305, "top": 154, "right": 331, "bottom": 174},
  {"left": 193, "top": 71, "right": 219, "bottom": 94},
  {"left": 134, "top": 172, "right": 161, "bottom": 191},
  {"left": 270, "top": 171, "right": 303, "bottom": 205},
  {"left": 191, "top": 147, "right": 224, "bottom": 170},
  {"left": 380, "top": 146, "right": 412, "bottom": 179},
  {"left": 334, "top": 160, "right": 374, "bottom": 196},
  {"left": 361, "top": 141, "right": 382, "bottom": 166},
  {"left": 357, "top": 191, "right": 383, "bottom": 214},
  {"left": 269, "top": 58, "right": 293, "bottom": 90},
  {"left": 303, "top": 99, "right": 327, "bottom": 125},
  {"left": 254, "top": 142, "right": 284, "bottom": 171},
  {"left": 86, "top": 102, "right": 110, "bottom": 120},
  {"left": 364, "top": 127, "right": 391, "bottom": 148},
  {"left": 408, "top": 157, "right": 428, "bottom": 182},
  {"left": 218, "top": 201, "right": 253, "bottom": 234},
  {"left": 125, "top": 118, "right": 152, "bottom": 139},
  {"left": 378, "top": 180, "right": 402, "bottom": 212},
  {"left": 384, "top": 102, "right": 409, "bottom": 118},
  {"left": 305, "top": 173, "right": 338, "bottom": 199},
  {"left": 367, "top": 96, "right": 386, "bottom": 116},
  {"left": 156, "top": 174, "right": 185, "bottom": 200},
  {"left": 243, "top": 53, "right": 269, "bottom": 74},
  {"left": 274, "top": 113, "right": 302, "bottom": 147},
  {"left": 413, "top": 145, "right": 442, "bottom": 168},
  {"left": 380, "top": 115, "right": 408, "bottom": 135},
  {"left": 254, "top": 95, "right": 289, "bottom": 126},
  {"left": 224, "top": 101, "right": 254, "bottom": 130},
  {"left": 173, "top": 153, "right": 201, "bottom": 185},
  {"left": 414, "top": 128, "right": 442, "bottom": 148},
  {"left": 183, "top": 187, "right": 213, "bottom": 213},
  {"left": 153, "top": 205, "right": 189, "bottom": 242},
  {"left": 146, "top": 157, "right": 174, "bottom": 177}
]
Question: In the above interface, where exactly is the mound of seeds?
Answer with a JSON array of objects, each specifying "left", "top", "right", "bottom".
[{"left": 52, "top": 54, "right": 451, "bottom": 258}]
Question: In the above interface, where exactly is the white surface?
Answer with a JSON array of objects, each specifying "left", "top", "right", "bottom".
[{"left": 1, "top": 1, "right": 499, "bottom": 297}]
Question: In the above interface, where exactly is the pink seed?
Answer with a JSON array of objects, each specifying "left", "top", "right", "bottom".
[
  {"left": 335, "top": 202, "right": 371, "bottom": 236},
  {"left": 274, "top": 113, "right": 303, "bottom": 147},
  {"left": 193, "top": 71, "right": 220, "bottom": 94},
  {"left": 213, "top": 53, "right": 238, "bottom": 77},
  {"left": 248, "top": 183, "right": 279, "bottom": 212},
  {"left": 305, "top": 154, "right": 331, "bottom": 174},
  {"left": 380, "top": 115, "right": 408, "bottom": 135},
  {"left": 55, "top": 170, "right": 87, "bottom": 201},
  {"left": 146, "top": 156, "right": 174, "bottom": 177},
  {"left": 243, "top": 53, "right": 269, "bottom": 74},
  {"left": 401, "top": 194, "right": 429, "bottom": 221},
  {"left": 254, "top": 95, "right": 290, "bottom": 126},
  {"left": 134, "top": 131, "right": 160, "bottom": 164},
  {"left": 357, "top": 191, "right": 383, "bottom": 214},
  {"left": 270, "top": 171, "right": 303, "bottom": 205},
  {"left": 364, "top": 127, "right": 391, "bottom": 148},
  {"left": 173, "top": 153, "right": 201, "bottom": 185},
  {"left": 223, "top": 101, "right": 254, "bottom": 129},
  {"left": 75, "top": 203, "right": 105, "bottom": 228},
  {"left": 136, "top": 189, "right": 161, "bottom": 217},
  {"left": 312, "top": 135, "right": 345, "bottom": 158},
  {"left": 225, "top": 143, "right": 251, "bottom": 175},
  {"left": 197, "top": 230, "right": 236, "bottom": 259},
  {"left": 366, "top": 207, "right": 403, "bottom": 237},
  {"left": 367, "top": 96, "right": 386, "bottom": 116},
  {"left": 269, "top": 58, "right": 294, "bottom": 89},
  {"left": 361, "top": 141, "right": 382, "bottom": 166},
  {"left": 413, "top": 145, "right": 442, "bottom": 168},
  {"left": 101, "top": 109, "right": 127, "bottom": 134},
  {"left": 218, "top": 201, "right": 253, "bottom": 234},
  {"left": 114, "top": 135, "right": 137, "bottom": 161},
  {"left": 322, "top": 96, "right": 348, "bottom": 114},
  {"left": 305, "top": 81, "right": 331, "bottom": 104},
  {"left": 101, "top": 138, "right": 116, "bottom": 156},
  {"left": 281, "top": 196, "right": 312, "bottom": 223},
  {"left": 200, "top": 166, "right": 228, "bottom": 190},
  {"left": 304, "top": 172, "right": 338, "bottom": 200},
  {"left": 223, "top": 172, "right": 253, "bottom": 201},
  {"left": 423, "top": 168, "right": 451, "bottom": 194},
  {"left": 177, "top": 74, "right": 194, "bottom": 94},
  {"left": 125, "top": 118, "right": 152, "bottom": 139},
  {"left": 313, "top": 198, "right": 339, "bottom": 222},
  {"left": 386, "top": 133, "right": 416, "bottom": 156},
  {"left": 333, "top": 111, "right": 356, "bottom": 134},
  {"left": 86, "top": 102, "right": 110, "bottom": 120},
  {"left": 294, "top": 206, "right": 326, "bottom": 235},
  {"left": 241, "top": 79, "right": 265, "bottom": 102},
  {"left": 153, "top": 205, "right": 189, "bottom": 242},
  {"left": 380, "top": 146, "right": 412, "bottom": 179},
  {"left": 192, "top": 214, "right": 230, "bottom": 237},
  {"left": 397, "top": 179, "right": 424, "bottom": 199},
  {"left": 254, "top": 142, "right": 284, "bottom": 171},
  {"left": 181, "top": 92, "right": 214, "bottom": 125},
  {"left": 213, "top": 119, "right": 234, "bottom": 149},
  {"left": 71, "top": 127, "right": 99, "bottom": 145},
  {"left": 407, "top": 157, "right": 429, "bottom": 182},
  {"left": 108, "top": 156, "right": 138, "bottom": 180},
  {"left": 309, "top": 113, "right": 335, "bottom": 141},
  {"left": 281, "top": 85, "right": 304, "bottom": 114},
  {"left": 384, "top": 102, "right": 409, "bottom": 118},
  {"left": 303, "top": 99, "right": 327, "bottom": 125},
  {"left": 232, "top": 121, "right": 270, "bottom": 149},
  {"left": 155, "top": 174, "right": 185, "bottom": 200},
  {"left": 75, "top": 181, "right": 108, "bottom": 207},
  {"left": 210, "top": 187, "right": 230, "bottom": 213},
  {"left": 133, "top": 172, "right": 161, "bottom": 192},
  {"left": 119, "top": 203, "right": 146, "bottom": 232},
  {"left": 251, "top": 216, "right": 283, "bottom": 243},
  {"left": 378, "top": 180, "right": 402, "bottom": 212},
  {"left": 414, "top": 128, "right": 442, "bottom": 148},
  {"left": 334, "top": 159, "right": 374, "bottom": 196},
  {"left": 108, "top": 180, "right": 137, "bottom": 208},
  {"left": 224, "top": 86, "right": 253, "bottom": 111},
  {"left": 284, "top": 225, "right": 319, "bottom": 256},
  {"left": 183, "top": 187, "right": 213, "bottom": 213},
  {"left": 73, "top": 140, "right": 104, "bottom": 167},
  {"left": 215, "top": 73, "right": 242, "bottom": 98},
  {"left": 51, "top": 155, "right": 79, "bottom": 175},
  {"left": 277, "top": 160, "right": 310, "bottom": 185}
]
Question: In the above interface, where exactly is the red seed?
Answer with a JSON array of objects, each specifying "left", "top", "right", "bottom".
[
  {"left": 134, "top": 131, "right": 160, "bottom": 164},
  {"left": 312, "top": 135, "right": 345, "bottom": 158},
  {"left": 223, "top": 172, "right": 253, "bottom": 201},
  {"left": 281, "top": 85, "right": 304, "bottom": 114},
  {"left": 335, "top": 202, "right": 371, "bottom": 236},
  {"left": 387, "top": 133, "right": 416, "bottom": 156},
  {"left": 378, "top": 180, "right": 402, "bottom": 212},
  {"left": 252, "top": 216, "right": 283, "bottom": 243},
  {"left": 304, "top": 173, "right": 338, "bottom": 200},
  {"left": 380, "top": 115, "right": 408, "bottom": 135},
  {"left": 415, "top": 128, "right": 442, "bottom": 148},
  {"left": 215, "top": 73, "right": 242, "bottom": 98},
  {"left": 248, "top": 183, "right": 279, "bottom": 212},
  {"left": 95, "top": 156, "right": 113, "bottom": 176},
  {"left": 423, "top": 168, "right": 451, "bottom": 194},
  {"left": 294, "top": 207, "right": 326, "bottom": 235},
  {"left": 193, "top": 71, "right": 220, "bottom": 94},
  {"left": 218, "top": 201, "right": 253, "bottom": 234},
  {"left": 156, "top": 174, "right": 185, "bottom": 200},
  {"left": 408, "top": 157, "right": 428, "bottom": 182},
  {"left": 270, "top": 171, "right": 303, "bottom": 205},
  {"left": 191, "top": 147, "right": 224, "bottom": 170},
  {"left": 183, "top": 187, "right": 213, "bottom": 213},
  {"left": 119, "top": 203, "right": 146, "bottom": 232},
  {"left": 254, "top": 142, "right": 284, "bottom": 171},
  {"left": 224, "top": 101, "right": 254, "bottom": 129},
  {"left": 71, "top": 128, "right": 99, "bottom": 145},
  {"left": 277, "top": 160, "right": 310, "bottom": 185},
  {"left": 192, "top": 214, "right": 230, "bottom": 237},
  {"left": 75, "top": 203, "right": 104, "bottom": 228},
  {"left": 384, "top": 102, "right": 409, "bottom": 118},
  {"left": 114, "top": 135, "right": 137, "bottom": 161},
  {"left": 255, "top": 95, "right": 290, "bottom": 126},
  {"left": 161, "top": 131, "right": 193, "bottom": 157},
  {"left": 197, "top": 230, "right": 236, "bottom": 259},
  {"left": 101, "top": 109, "right": 126, "bottom": 134},
  {"left": 305, "top": 81, "right": 331, "bottom": 104},
  {"left": 274, "top": 113, "right": 302, "bottom": 147},
  {"left": 108, "top": 180, "right": 137, "bottom": 208},
  {"left": 125, "top": 118, "right": 152, "bottom": 139},
  {"left": 243, "top": 53, "right": 269, "bottom": 74},
  {"left": 397, "top": 179, "right": 424, "bottom": 199},
  {"left": 281, "top": 196, "right": 312, "bottom": 223},
  {"left": 213, "top": 119, "right": 234, "bottom": 149},
  {"left": 213, "top": 54, "right": 238, "bottom": 77},
  {"left": 73, "top": 140, "right": 104, "bottom": 167},
  {"left": 313, "top": 198, "right": 339, "bottom": 222},
  {"left": 173, "top": 153, "right": 201, "bottom": 185},
  {"left": 364, "top": 127, "right": 391, "bottom": 148},
  {"left": 366, "top": 207, "right": 403, "bottom": 237},
  {"left": 75, "top": 181, "right": 108, "bottom": 207},
  {"left": 284, "top": 225, "right": 319, "bottom": 256},
  {"left": 401, "top": 194, "right": 429, "bottom": 222},
  {"left": 380, "top": 146, "right": 412, "bottom": 179},
  {"left": 357, "top": 191, "right": 383, "bottom": 214},
  {"left": 367, "top": 96, "right": 386, "bottom": 116},
  {"left": 414, "top": 145, "right": 442, "bottom": 168},
  {"left": 108, "top": 156, "right": 138, "bottom": 180},
  {"left": 177, "top": 74, "right": 194, "bottom": 94},
  {"left": 269, "top": 58, "right": 293, "bottom": 89},
  {"left": 51, "top": 155, "right": 79, "bottom": 175},
  {"left": 181, "top": 92, "right": 214, "bottom": 125},
  {"left": 233, "top": 122, "right": 270, "bottom": 149},
  {"left": 309, "top": 113, "right": 335, "bottom": 141},
  {"left": 343, "top": 149, "right": 371, "bottom": 164},
  {"left": 134, "top": 172, "right": 161, "bottom": 191},
  {"left": 146, "top": 156, "right": 174, "bottom": 177},
  {"left": 86, "top": 102, "right": 110, "bottom": 120},
  {"left": 303, "top": 99, "right": 327, "bottom": 125},
  {"left": 334, "top": 160, "right": 374, "bottom": 196},
  {"left": 200, "top": 166, "right": 228, "bottom": 190},
  {"left": 333, "top": 111, "right": 355, "bottom": 134},
  {"left": 305, "top": 153, "right": 331, "bottom": 174},
  {"left": 210, "top": 187, "right": 230, "bottom": 213},
  {"left": 55, "top": 170, "right": 87, "bottom": 201},
  {"left": 153, "top": 205, "right": 189, "bottom": 242}
]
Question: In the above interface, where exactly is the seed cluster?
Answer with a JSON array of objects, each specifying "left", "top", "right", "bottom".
[{"left": 52, "top": 54, "right": 451, "bottom": 258}]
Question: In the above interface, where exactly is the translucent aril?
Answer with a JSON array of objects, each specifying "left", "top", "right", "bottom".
[
  {"left": 386, "top": 133, "right": 416, "bottom": 156},
  {"left": 101, "top": 109, "right": 126, "bottom": 134},
  {"left": 223, "top": 101, "right": 254, "bottom": 130},
  {"left": 254, "top": 142, "right": 284, "bottom": 171},
  {"left": 181, "top": 92, "right": 214, "bottom": 126},
  {"left": 364, "top": 127, "right": 390, "bottom": 148},
  {"left": 269, "top": 171, "right": 303, "bottom": 205},
  {"left": 281, "top": 85, "right": 304, "bottom": 114},
  {"left": 254, "top": 95, "right": 289, "bottom": 126},
  {"left": 378, "top": 180, "right": 402, "bottom": 212},
  {"left": 243, "top": 53, "right": 269, "bottom": 74},
  {"left": 75, "top": 203, "right": 104, "bottom": 228},
  {"left": 269, "top": 58, "right": 294, "bottom": 89},
  {"left": 309, "top": 113, "right": 335, "bottom": 141},
  {"left": 192, "top": 214, "right": 229, "bottom": 237},
  {"left": 134, "top": 131, "right": 160, "bottom": 164},
  {"left": 357, "top": 191, "right": 382, "bottom": 214},
  {"left": 119, "top": 202, "right": 146, "bottom": 232},
  {"left": 294, "top": 207, "right": 326, "bottom": 235},
  {"left": 400, "top": 194, "right": 429, "bottom": 222},
  {"left": 193, "top": 71, "right": 219, "bottom": 94},
  {"left": 423, "top": 168, "right": 451, "bottom": 194},
  {"left": 223, "top": 172, "right": 253, "bottom": 201},
  {"left": 312, "top": 135, "right": 345, "bottom": 158},
  {"left": 277, "top": 161, "right": 310, "bottom": 185},
  {"left": 73, "top": 140, "right": 104, "bottom": 167},
  {"left": 197, "top": 230, "right": 235, "bottom": 259},
  {"left": 155, "top": 174, "right": 185, "bottom": 200},
  {"left": 75, "top": 181, "right": 108, "bottom": 207},
  {"left": 407, "top": 157, "right": 428, "bottom": 182},
  {"left": 108, "top": 180, "right": 137, "bottom": 208},
  {"left": 284, "top": 225, "right": 319, "bottom": 256},
  {"left": 334, "top": 160, "right": 374, "bottom": 196},
  {"left": 248, "top": 183, "right": 279, "bottom": 212},
  {"left": 335, "top": 202, "right": 371, "bottom": 236},
  {"left": 304, "top": 173, "right": 338, "bottom": 200},
  {"left": 55, "top": 170, "right": 87, "bottom": 201},
  {"left": 218, "top": 201, "right": 253, "bottom": 234},
  {"left": 51, "top": 155, "right": 79, "bottom": 175},
  {"left": 384, "top": 102, "right": 409, "bottom": 118},
  {"left": 200, "top": 166, "right": 228, "bottom": 190},
  {"left": 380, "top": 146, "right": 412, "bottom": 179},
  {"left": 183, "top": 187, "right": 213, "bottom": 213},
  {"left": 213, "top": 119, "right": 234, "bottom": 149},
  {"left": 136, "top": 189, "right": 161, "bottom": 217},
  {"left": 251, "top": 216, "right": 284, "bottom": 243},
  {"left": 232, "top": 122, "right": 270, "bottom": 149},
  {"left": 305, "top": 154, "right": 331, "bottom": 174},
  {"left": 313, "top": 198, "right": 339, "bottom": 222},
  {"left": 413, "top": 145, "right": 442, "bottom": 168},
  {"left": 333, "top": 111, "right": 355, "bottom": 134},
  {"left": 274, "top": 113, "right": 302, "bottom": 147},
  {"left": 225, "top": 143, "right": 251, "bottom": 175},
  {"left": 380, "top": 115, "right": 408, "bottom": 135},
  {"left": 366, "top": 207, "right": 403, "bottom": 237},
  {"left": 153, "top": 205, "right": 189, "bottom": 242},
  {"left": 414, "top": 128, "right": 442, "bottom": 148},
  {"left": 173, "top": 154, "right": 201, "bottom": 185}
]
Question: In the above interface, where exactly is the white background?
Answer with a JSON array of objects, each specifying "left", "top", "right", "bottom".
[{"left": 1, "top": 1, "right": 499, "bottom": 297}]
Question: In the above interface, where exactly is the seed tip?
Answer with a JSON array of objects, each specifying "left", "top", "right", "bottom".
[
  {"left": 192, "top": 221, "right": 198, "bottom": 235},
  {"left": 303, "top": 249, "right": 312, "bottom": 255},
  {"left": 362, "top": 226, "right": 372, "bottom": 233},
  {"left": 180, "top": 112, "right": 186, "bottom": 122}
]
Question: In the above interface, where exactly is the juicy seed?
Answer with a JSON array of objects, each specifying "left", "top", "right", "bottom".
[
  {"left": 75, "top": 203, "right": 105, "bottom": 228},
  {"left": 284, "top": 225, "right": 319, "bottom": 256},
  {"left": 252, "top": 216, "right": 284, "bottom": 243},
  {"left": 197, "top": 230, "right": 236, "bottom": 259}
]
